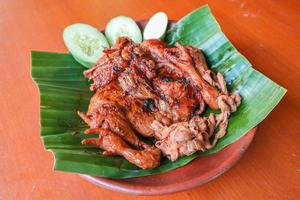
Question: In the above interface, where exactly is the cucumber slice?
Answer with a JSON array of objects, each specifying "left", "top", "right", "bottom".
[
  {"left": 63, "top": 23, "right": 109, "bottom": 68},
  {"left": 105, "top": 16, "right": 142, "bottom": 46},
  {"left": 143, "top": 12, "right": 168, "bottom": 40}
]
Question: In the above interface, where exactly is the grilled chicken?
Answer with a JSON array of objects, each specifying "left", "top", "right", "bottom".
[
  {"left": 82, "top": 128, "right": 161, "bottom": 169},
  {"left": 125, "top": 99, "right": 156, "bottom": 137},
  {"left": 118, "top": 67, "right": 156, "bottom": 99},
  {"left": 153, "top": 76, "right": 198, "bottom": 122},
  {"left": 152, "top": 115, "right": 216, "bottom": 161},
  {"left": 78, "top": 37, "right": 241, "bottom": 168},
  {"left": 84, "top": 37, "right": 132, "bottom": 91},
  {"left": 77, "top": 82, "right": 145, "bottom": 148},
  {"left": 141, "top": 39, "right": 221, "bottom": 109}
]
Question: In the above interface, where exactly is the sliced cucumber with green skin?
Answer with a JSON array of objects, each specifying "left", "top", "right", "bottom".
[
  {"left": 143, "top": 12, "right": 168, "bottom": 40},
  {"left": 105, "top": 16, "right": 142, "bottom": 46},
  {"left": 63, "top": 23, "right": 109, "bottom": 68}
]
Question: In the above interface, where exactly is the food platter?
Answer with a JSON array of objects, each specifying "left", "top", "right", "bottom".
[{"left": 78, "top": 20, "right": 257, "bottom": 195}]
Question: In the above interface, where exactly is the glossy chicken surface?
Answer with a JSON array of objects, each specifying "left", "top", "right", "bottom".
[
  {"left": 82, "top": 128, "right": 161, "bottom": 169},
  {"left": 78, "top": 37, "right": 241, "bottom": 169}
]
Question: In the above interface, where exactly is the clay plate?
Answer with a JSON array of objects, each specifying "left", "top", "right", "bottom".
[{"left": 80, "top": 20, "right": 257, "bottom": 195}]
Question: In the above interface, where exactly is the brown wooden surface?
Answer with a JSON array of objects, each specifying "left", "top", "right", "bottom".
[{"left": 0, "top": 0, "right": 299, "bottom": 199}]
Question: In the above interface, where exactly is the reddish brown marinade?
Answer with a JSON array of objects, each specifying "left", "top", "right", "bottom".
[{"left": 78, "top": 37, "right": 241, "bottom": 169}]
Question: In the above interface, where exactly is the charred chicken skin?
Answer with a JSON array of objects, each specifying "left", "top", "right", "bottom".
[{"left": 78, "top": 37, "right": 241, "bottom": 169}]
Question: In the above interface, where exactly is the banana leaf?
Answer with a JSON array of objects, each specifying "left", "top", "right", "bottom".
[{"left": 31, "top": 5, "right": 286, "bottom": 178}]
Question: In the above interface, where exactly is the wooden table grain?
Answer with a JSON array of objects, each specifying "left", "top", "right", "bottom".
[{"left": 0, "top": 0, "right": 299, "bottom": 199}]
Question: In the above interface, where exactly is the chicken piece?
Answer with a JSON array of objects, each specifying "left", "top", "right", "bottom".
[
  {"left": 84, "top": 37, "right": 133, "bottom": 91},
  {"left": 84, "top": 61, "right": 123, "bottom": 91},
  {"left": 125, "top": 99, "right": 156, "bottom": 137},
  {"left": 152, "top": 77, "right": 198, "bottom": 122},
  {"left": 79, "top": 80, "right": 156, "bottom": 138},
  {"left": 86, "top": 81, "right": 126, "bottom": 112},
  {"left": 130, "top": 46, "right": 157, "bottom": 80},
  {"left": 82, "top": 128, "right": 161, "bottom": 169},
  {"left": 186, "top": 46, "right": 208, "bottom": 75},
  {"left": 78, "top": 82, "right": 146, "bottom": 148},
  {"left": 141, "top": 39, "right": 221, "bottom": 109},
  {"left": 78, "top": 81, "right": 124, "bottom": 128},
  {"left": 152, "top": 114, "right": 216, "bottom": 161},
  {"left": 212, "top": 93, "right": 241, "bottom": 146},
  {"left": 187, "top": 46, "right": 231, "bottom": 95},
  {"left": 141, "top": 39, "right": 167, "bottom": 61},
  {"left": 153, "top": 90, "right": 241, "bottom": 162},
  {"left": 85, "top": 37, "right": 158, "bottom": 91},
  {"left": 78, "top": 102, "right": 147, "bottom": 148},
  {"left": 118, "top": 66, "right": 156, "bottom": 99},
  {"left": 119, "top": 40, "right": 157, "bottom": 80}
]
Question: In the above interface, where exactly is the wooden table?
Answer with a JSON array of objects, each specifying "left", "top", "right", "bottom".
[{"left": 1, "top": 0, "right": 299, "bottom": 199}]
